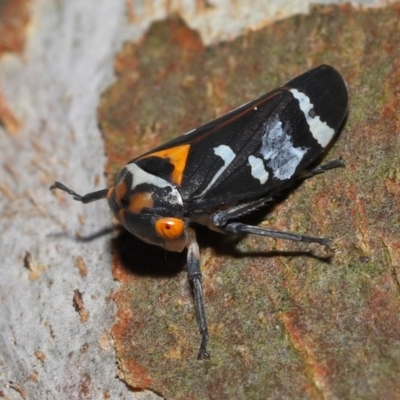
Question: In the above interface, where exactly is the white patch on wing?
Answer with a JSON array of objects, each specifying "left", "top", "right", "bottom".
[
  {"left": 248, "top": 155, "right": 269, "bottom": 184},
  {"left": 290, "top": 88, "right": 335, "bottom": 147},
  {"left": 199, "top": 144, "right": 236, "bottom": 196},
  {"left": 260, "top": 119, "right": 308, "bottom": 181}
]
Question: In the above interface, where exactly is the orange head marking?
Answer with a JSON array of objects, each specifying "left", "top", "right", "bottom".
[
  {"left": 128, "top": 192, "right": 154, "bottom": 214},
  {"left": 155, "top": 218, "right": 185, "bottom": 240},
  {"left": 113, "top": 181, "right": 128, "bottom": 206},
  {"left": 106, "top": 186, "right": 115, "bottom": 201}
]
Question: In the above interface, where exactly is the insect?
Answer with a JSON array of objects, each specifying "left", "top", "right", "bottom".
[{"left": 51, "top": 65, "right": 348, "bottom": 359}]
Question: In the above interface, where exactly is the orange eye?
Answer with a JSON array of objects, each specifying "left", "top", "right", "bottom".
[{"left": 155, "top": 218, "right": 185, "bottom": 240}]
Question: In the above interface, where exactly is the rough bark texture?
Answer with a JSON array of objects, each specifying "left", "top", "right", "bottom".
[
  {"left": 101, "top": 5, "right": 400, "bottom": 400},
  {"left": 1, "top": 0, "right": 399, "bottom": 399}
]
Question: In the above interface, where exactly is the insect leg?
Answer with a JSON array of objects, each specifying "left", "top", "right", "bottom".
[
  {"left": 211, "top": 159, "right": 345, "bottom": 227},
  {"left": 223, "top": 222, "right": 330, "bottom": 246},
  {"left": 211, "top": 196, "right": 276, "bottom": 226},
  {"left": 186, "top": 228, "right": 210, "bottom": 360},
  {"left": 50, "top": 182, "right": 108, "bottom": 203},
  {"left": 300, "top": 158, "right": 345, "bottom": 179}
]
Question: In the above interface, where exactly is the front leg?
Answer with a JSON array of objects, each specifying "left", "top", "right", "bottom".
[{"left": 186, "top": 228, "right": 210, "bottom": 360}]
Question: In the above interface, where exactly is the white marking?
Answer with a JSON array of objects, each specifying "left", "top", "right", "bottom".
[
  {"left": 199, "top": 144, "right": 236, "bottom": 196},
  {"left": 184, "top": 128, "right": 196, "bottom": 135},
  {"left": 124, "top": 163, "right": 183, "bottom": 205},
  {"left": 260, "top": 118, "right": 308, "bottom": 180},
  {"left": 248, "top": 155, "right": 269, "bottom": 184},
  {"left": 290, "top": 88, "right": 335, "bottom": 147},
  {"left": 125, "top": 163, "right": 170, "bottom": 188}
]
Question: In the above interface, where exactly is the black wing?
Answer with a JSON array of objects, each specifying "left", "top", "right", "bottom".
[{"left": 133, "top": 65, "right": 348, "bottom": 213}]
